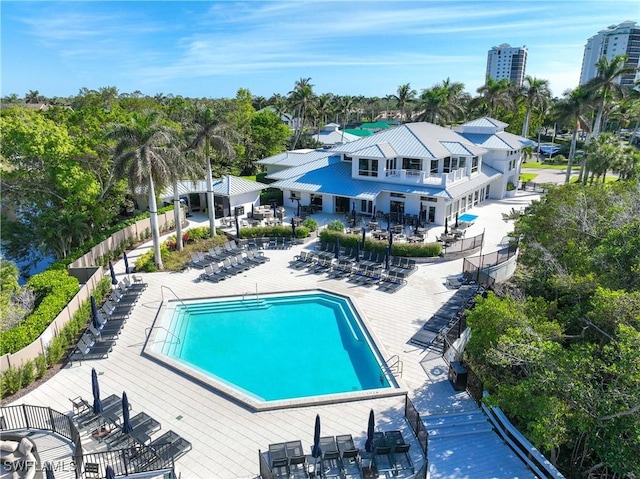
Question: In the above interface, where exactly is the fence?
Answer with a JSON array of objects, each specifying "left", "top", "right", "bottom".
[
  {"left": 0, "top": 209, "right": 185, "bottom": 373},
  {"left": 77, "top": 445, "right": 174, "bottom": 478},
  {"left": 404, "top": 396, "right": 428, "bottom": 479},
  {"left": 258, "top": 450, "right": 275, "bottom": 479},
  {"left": 462, "top": 243, "right": 518, "bottom": 288},
  {"left": 519, "top": 181, "right": 550, "bottom": 194},
  {"left": 443, "top": 231, "right": 484, "bottom": 260},
  {"left": 1, "top": 404, "right": 83, "bottom": 477}
]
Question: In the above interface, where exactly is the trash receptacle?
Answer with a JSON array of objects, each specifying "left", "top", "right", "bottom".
[{"left": 448, "top": 361, "right": 468, "bottom": 391}]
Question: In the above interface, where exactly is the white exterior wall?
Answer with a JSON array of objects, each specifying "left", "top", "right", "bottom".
[
  {"left": 486, "top": 44, "right": 527, "bottom": 86},
  {"left": 230, "top": 191, "right": 260, "bottom": 218}
]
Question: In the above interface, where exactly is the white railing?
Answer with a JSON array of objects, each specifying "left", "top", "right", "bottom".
[{"left": 381, "top": 168, "right": 470, "bottom": 186}]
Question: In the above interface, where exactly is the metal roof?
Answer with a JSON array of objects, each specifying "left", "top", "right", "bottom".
[
  {"left": 440, "top": 141, "right": 477, "bottom": 156},
  {"left": 270, "top": 162, "right": 449, "bottom": 200},
  {"left": 313, "top": 129, "right": 360, "bottom": 145},
  {"left": 460, "top": 117, "right": 509, "bottom": 129},
  {"left": 351, "top": 142, "right": 398, "bottom": 159},
  {"left": 160, "top": 175, "right": 268, "bottom": 200},
  {"left": 256, "top": 148, "right": 319, "bottom": 166},
  {"left": 461, "top": 131, "right": 531, "bottom": 150},
  {"left": 332, "top": 122, "right": 486, "bottom": 159},
  {"left": 266, "top": 156, "right": 341, "bottom": 180},
  {"left": 257, "top": 149, "right": 333, "bottom": 167}
]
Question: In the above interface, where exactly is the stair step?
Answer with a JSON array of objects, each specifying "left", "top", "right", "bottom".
[
  {"left": 422, "top": 409, "right": 485, "bottom": 421},
  {"left": 427, "top": 421, "right": 494, "bottom": 438},
  {"left": 424, "top": 414, "right": 488, "bottom": 428}
]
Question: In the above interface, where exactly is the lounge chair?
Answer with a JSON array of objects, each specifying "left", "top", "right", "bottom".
[
  {"left": 77, "top": 393, "right": 120, "bottom": 428},
  {"left": 131, "top": 430, "right": 191, "bottom": 470},
  {"left": 110, "top": 288, "right": 137, "bottom": 306},
  {"left": 268, "top": 442, "right": 289, "bottom": 479},
  {"left": 285, "top": 440, "right": 307, "bottom": 479},
  {"left": 336, "top": 435, "right": 363, "bottom": 479},
  {"left": 68, "top": 335, "right": 115, "bottom": 364},
  {"left": 189, "top": 252, "right": 208, "bottom": 269},
  {"left": 384, "top": 431, "right": 414, "bottom": 475},
  {"left": 289, "top": 251, "right": 313, "bottom": 270},
  {"left": 371, "top": 432, "right": 395, "bottom": 475},
  {"left": 88, "top": 323, "right": 119, "bottom": 342},
  {"left": 378, "top": 273, "right": 407, "bottom": 293},
  {"left": 267, "top": 237, "right": 277, "bottom": 249},
  {"left": 106, "top": 412, "right": 161, "bottom": 448},
  {"left": 319, "top": 437, "right": 345, "bottom": 479},
  {"left": 246, "top": 250, "right": 268, "bottom": 265},
  {"left": 123, "top": 275, "right": 146, "bottom": 293},
  {"left": 101, "top": 299, "right": 131, "bottom": 318},
  {"left": 284, "top": 237, "right": 293, "bottom": 249}
]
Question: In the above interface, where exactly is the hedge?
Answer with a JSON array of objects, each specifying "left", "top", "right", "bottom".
[
  {"left": 319, "top": 230, "right": 441, "bottom": 257},
  {"left": 240, "top": 225, "right": 310, "bottom": 239},
  {"left": 0, "top": 269, "right": 80, "bottom": 355}
]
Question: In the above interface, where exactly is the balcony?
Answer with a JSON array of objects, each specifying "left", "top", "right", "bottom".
[{"left": 383, "top": 168, "right": 469, "bottom": 186}]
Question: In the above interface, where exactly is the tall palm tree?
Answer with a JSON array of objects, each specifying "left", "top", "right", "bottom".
[
  {"left": 474, "top": 77, "right": 514, "bottom": 117},
  {"left": 392, "top": 84, "right": 416, "bottom": 123},
  {"left": 554, "top": 87, "right": 593, "bottom": 183},
  {"left": 315, "top": 93, "right": 334, "bottom": 126},
  {"left": 586, "top": 54, "right": 637, "bottom": 137},
  {"left": 188, "top": 106, "right": 236, "bottom": 237},
  {"left": 108, "top": 110, "right": 180, "bottom": 269},
  {"left": 288, "top": 78, "right": 316, "bottom": 149},
  {"left": 520, "top": 76, "right": 551, "bottom": 138}
]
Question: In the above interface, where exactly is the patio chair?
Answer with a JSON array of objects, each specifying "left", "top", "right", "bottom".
[
  {"left": 110, "top": 288, "right": 137, "bottom": 306},
  {"left": 336, "top": 435, "right": 363, "bottom": 479},
  {"left": 230, "top": 255, "right": 252, "bottom": 272},
  {"left": 268, "top": 442, "right": 289, "bottom": 479},
  {"left": 371, "top": 432, "right": 395, "bottom": 475},
  {"left": 246, "top": 250, "right": 268, "bottom": 265},
  {"left": 88, "top": 323, "right": 119, "bottom": 342},
  {"left": 319, "top": 436, "right": 345, "bottom": 479},
  {"left": 123, "top": 275, "right": 146, "bottom": 293},
  {"left": 384, "top": 431, "right": 414, "bottom": 475},
  {"left": 77, "top": 393, "right": 120, "bottom": 428},
  {"left": 285, "top": 440, "right": 307, "bottom": 479},
  {"left": 284, "top": 236, "right": 293, "bottom": 249},
  {"left": 101, "top": 299, "right": 131, "bottom": 319},
  {"left": 268, "top": 237, "right": 277, "bottom": 249},
  {"left": 68, "top": 335, "right": 114, "bottom": 364},
  {"left": 94, "top": 310, "right": 125, "bottom": 333}
]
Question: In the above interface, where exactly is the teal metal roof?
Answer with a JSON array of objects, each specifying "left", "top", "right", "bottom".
[
  {"left": 344, "top": 128, "right": 374, "bottom": 137},
  {"left": 270, "top": 162, "right": 449, "bottom": 200}
]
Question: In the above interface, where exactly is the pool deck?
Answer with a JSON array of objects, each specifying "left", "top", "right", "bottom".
[{"left": 9, "top": 191, "right": 542, "bottom": 479}]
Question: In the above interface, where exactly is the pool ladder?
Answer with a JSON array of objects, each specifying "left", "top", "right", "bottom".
[{"left": 384, "top": 355, "right": 403, "bottom": 377}]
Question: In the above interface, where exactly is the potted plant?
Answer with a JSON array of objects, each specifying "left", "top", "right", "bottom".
[{"left": 506, "top": 182, "right": 517, "bottom": 197}]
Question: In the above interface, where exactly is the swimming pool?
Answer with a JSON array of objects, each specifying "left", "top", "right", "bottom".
[
  {"left": 144, "top": 290, "right": 401, "bottom": 410},
  {"left": 458, "top": 213, "right": 478, "bottom": 222}
]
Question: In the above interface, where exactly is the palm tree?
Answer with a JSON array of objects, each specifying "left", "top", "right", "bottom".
[
  {"left": 108, "top": 110, "right": 181, "bottom": 269},
  {"left": 392, "top": 84, "right": 416, "bottom": 123},
  {"left": 554, "top": 87, "right": 594, "bottom": 183},
  {"left": 474, "top": 77, "right": 514, "bottom": 117},
  {"left": 288, "top": 78, "right": 316, "bottom": 149},
  {"left": 586, "top": 55, "right": 637, "bottom": 137},
  {"left": 25, "top": 90, "right": 41, "bottom": 104},
  {"left": 583, "top": 133, "right": 620, "bottom": 184},
  {"left": 315, "top": 93, "right": 334, "bottom": 126},
  {"left": 520, "top": 76, "right": 551, "bottom": 138},
  {"left": 187, "top": 106, "right": 236, "bottom": 237}
]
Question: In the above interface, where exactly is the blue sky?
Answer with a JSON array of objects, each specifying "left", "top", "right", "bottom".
[{"left": 2, "top": 1, "right": 638, "bottom": 100}]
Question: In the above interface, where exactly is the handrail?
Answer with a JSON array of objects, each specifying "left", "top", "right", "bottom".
[
  {"left": 144, "top": 326, "right": 181, "bottom": 345},
  {"left": 384, "top": 354, "right": 403, "bottom": 377},
  {"left": 160, "top": 285, "right": 188, "bottom": 309}
]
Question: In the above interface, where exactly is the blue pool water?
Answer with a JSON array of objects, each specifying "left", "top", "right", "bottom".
[
  {"left": 458, "top": 213, "right": 478, "bottom": 222},
  {"left": 153, "top": 292, "right": 391, "bottom": 402}
]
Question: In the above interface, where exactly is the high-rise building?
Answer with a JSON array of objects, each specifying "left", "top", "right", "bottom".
[
  {"left": 485, "top": 44, "right": 527, "bottom": 86},
  {"left": 579, "top": 21, "right": 640, "bottom": 87}
]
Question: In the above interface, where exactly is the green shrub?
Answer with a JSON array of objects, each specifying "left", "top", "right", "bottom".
[
  {"left": 319, "top": 230, "right": 441, "bottom": 257},
  {"left": 294, "top": 226, "right": 310, "bottom": 239},
  {"left": 240, "top": 225, "right": 310, "bottom": 239},
  {"left": 34, "top": 354, "right": 48, "bottom": 379},
  {"left": 20, "top": 359, "right": 35, "bottom": 387},
  {"left": 0, "top": 270, "right": 79, "bottom": 355},
  {"left": 302, "top": 219, "right": 318, "bottom": 232},
  {"left": 1, "top": 366, "right": 22, "bottom": 396},
  {"left": 185, "top": 226, "right": 211, "bottom": 241},
  {"left": 327, "top": 220, "right": 345, "bottom": 232}
]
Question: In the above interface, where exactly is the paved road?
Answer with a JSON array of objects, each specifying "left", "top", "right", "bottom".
[{"left": 521, "top": 166, "right": 578, "bottom": 185}]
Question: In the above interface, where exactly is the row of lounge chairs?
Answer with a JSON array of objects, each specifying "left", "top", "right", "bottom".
[
  {"left": 288, "top": 251, "right": 409, "bottom": 293},
  {"left": 189, "top": 241, "right": 245, "bottom": 269},
  {"left": 68, "top": 277, "right": 147, "bottom": 363},
  {"left": 265, "top": 431, "right": 414, "bottom": 479},
  {"left": 198, "top": 250, "right": 270, "bottom": 283},
  {"left": 246, "top": 236, "right": 294, "bottom": 250}
]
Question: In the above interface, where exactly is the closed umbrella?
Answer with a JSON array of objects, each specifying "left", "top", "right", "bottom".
[
  {"left": 108, "top": 261, "right": 117, "bottom": 286},
  {"left": 385, "top": 248, "right": 390, "bottom": 270},
  {"left": 455, "top": 212, "right": 459, "bottom": 229},
  {"left": 419, "top": 202, "right": 424, "bottom": 227},
  {"left": 291, "top": 222, "right": 297, "bottom": 239},
  {"left": 444, "top": 217, "right": 449, "bottom": 235},
  {"left": 355, "top": 241, "right": 361, "bottom": 263},
  {"left": 251, "top": 203, "right": 255, "bottom": 218},
  {"left": 351, "top": 202, "right": 356, "bottom": 224},
  {"left": 123, "top": 252, "right": 130, "bottom": 276},
  {"left": 105, "top": 465, "right": 116, "bottom": 479},
  {"left": 365, "top": 410, "right": 375, "bottom": 453},
  {"left": 361, "top": 227, "right": 366, "bottom": 248},
  {"left": 311, "top": 414, "right": 322, "bottom": 458},
  {"left": 44, "top": 462, "right": 55, "bottom": 479},
  {"left": 235, "top": 215, "right": 242, "bottom": 239},
  {"left": 372, "top": 205, "right": 376, "bottom": 219},
  {"left": 92, "top": 368, "right": 103, "bottom": 414},
  {"left": 334, "top": 236, "right": 340, "bottom": 260},
  {"left": 296, "top": 201, "right": 301, "bottom": 218},
  {"left": 91, "top": 295, "right": 101, "bottom": 329},
  {"left": 121, "top": 392, "right": 132, "bottom": 434}
]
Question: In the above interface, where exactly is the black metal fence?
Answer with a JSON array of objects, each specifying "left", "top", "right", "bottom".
[
  {"left": 462, "top": 243, "right": 518, "bottom": 288},
  {"left": 0, "top": 405, "right": 83, "bottom": 477},
  {"left": 77, "top": 445, "right": 174, "bottom": 479},
  {"left": 404, "top": 396, "right": 428, "bottom": 479},
  {"left": 519, "top": 181, "right": 550, "bottom": 193},
  {"left": 443, "top": 231, "right": 484, "bottom": 260}
]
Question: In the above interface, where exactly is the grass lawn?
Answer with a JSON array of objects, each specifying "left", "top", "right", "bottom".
[
  {"left": 522, "top": 162, "right": 580, "bottom": 170},
  {"left": 519, "top": 173, "right": 538, "bottom": 183}
]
